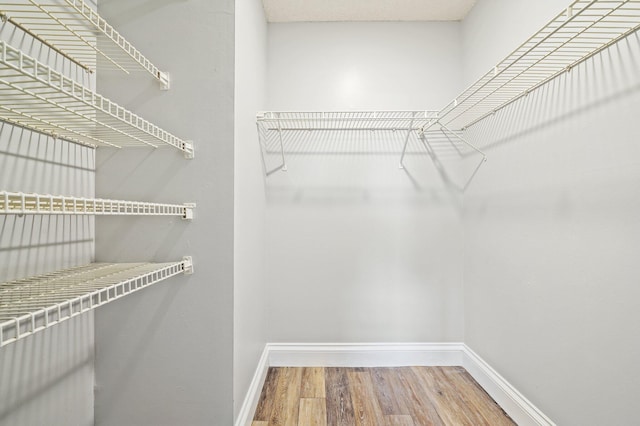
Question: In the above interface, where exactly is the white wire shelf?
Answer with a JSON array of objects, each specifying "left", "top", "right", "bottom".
[
  {"left": 0, "top": 0, "right": 169, "bottom": 86},
  {"left": 257, "top": 111, "right": 440, "bottom": 131},
  {"left": 257, "top": 110, "right": 442, "bottom": 173},
  {"left": 256, "top": 110, "right": 486, "bottom": 181},
  {"left": 0, "top": 259, "right": 193, "bottom": 347},
  {"left": 0, "top": 191, "right": 195, "bottom": 219},
  {"left": 0, "top": 41, "right": 194, "bottom": 157},
  {"left": 438, "top": 0, "right": 640, "bottom": 131}
]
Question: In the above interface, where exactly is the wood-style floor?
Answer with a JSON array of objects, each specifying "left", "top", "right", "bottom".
[{"left": 252, "top": 366, "right": 516, "bottom": 426}]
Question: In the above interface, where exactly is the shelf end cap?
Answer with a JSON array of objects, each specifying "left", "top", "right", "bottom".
[
  {"left": 183, "top": 141, "right": 195, "bottom": 159},
  {"left": 159, "top": 71, "right": 170, "bottom": 90},
  {"left": 182, "top": 256, "right": 194, "bottom": 275},
  {"left": 183, "top": 203, "right": 196, "bottom": 220}
]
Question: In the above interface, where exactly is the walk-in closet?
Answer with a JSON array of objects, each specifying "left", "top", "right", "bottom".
[{"left": 1, "top": 0, "right": 639, "bottom": 425}]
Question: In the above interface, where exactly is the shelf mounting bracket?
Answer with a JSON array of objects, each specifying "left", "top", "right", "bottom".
[
  {"left": 159, "top": 71, "right": 170, "bottom": 90},
  {"left": 183, "top": 141, "right": 195, "bottom": 159},
  {"left": 182, "top": 203, "right": 196, "bottom": 220},
  {"left": 276, "top": 115, "right": 288, "bottom": 171},
  {"left": 182, "top": 256, "right": 194, "bottom": 275}
]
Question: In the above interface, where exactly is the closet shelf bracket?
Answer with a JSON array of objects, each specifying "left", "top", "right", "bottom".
[
  {"left": 182, "top": 256, "right": 194, "bottom": 275},
  {"left": 183, "top": 203, "right": 196, "bottom": 220},
  {"left": 160, "top": 72, "right": 171, "bottom": 91},
  {"left": 183, "top": 141, "right": 195, "bottom": 159}
]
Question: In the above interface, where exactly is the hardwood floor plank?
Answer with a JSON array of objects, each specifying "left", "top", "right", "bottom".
[
  {"left": 268, "top": 367, "right": 303, "bottom": 426},
  {"left": 254, "top": 367, "right": 281, "bottom": 421},
  {"left": 442, "top": 366, "right": 515, "bottom": 426},
  {"left": 325, "top": 367, "right": 356, "bottom": 426},
  {"left": 412, "top": 367, "right": 478, "bottom": 426},
  {"left": 396, "top": 367, "right": 445, "bottom": 426},
  {"left": 386, "top": 415, "right": 416, "bottom": 426},
  {"left": 298, "top": 398, "right": 327, "bottom": 426},
  {"left": 348, "top": 370, "right": 386, "bottom": 426},
  {"left": 301, "top": 367, "right": 326, "bottom": 398},
  {"left": 371, "top": 367, "right": 409, "bottom": 416},
  {"left": 255, "top": 366, "right": 513, "bottom": 426},
  {"left": 435, "top": 367, "right": 492, "bottom": 425}
]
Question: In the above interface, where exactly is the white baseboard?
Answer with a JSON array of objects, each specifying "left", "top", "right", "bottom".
[
  {"left": 461, "top": 344, "right": 555, "bottom": 426},
  {"left": 234, "top": 346, "right": 270, "bottom": 426},
  {"left": 235, "top": 342, "right": 555, "bottom": 426},
  {"left": 268, "top": 342, "right": 465, "bottom": 367}
]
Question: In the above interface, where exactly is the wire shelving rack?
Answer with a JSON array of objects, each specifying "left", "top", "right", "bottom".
[
  {"left": 256, "top": 110, "right": 485, "bottom": 180},
  {"left": 0, "top": 191, "right": 195, "bottom": 219},
  {"left": 0, "top": 41, "right": 194, "bottom": 157},
  {"left": 0, "top": 260, "right": 193, "bottom": 347},
  {"left": 438, "top": 0, "right": 640, "bottom": 131},
  {"left": 0, "top": 0, "right": 170, "bottom": 87},
  {"left": 257, "top": 110, "right": 440, "bottom": 131}
]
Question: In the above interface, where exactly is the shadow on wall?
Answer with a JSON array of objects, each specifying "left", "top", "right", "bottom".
[
  {"left": 96, "top": 0, "right": 182, "bottom": 26},
  {"left": 462, "top": 33, "right": 640, "bottom": 158},
  {"left": 93, "top": 147, "right": 191, "bottom": 263},
  {"left": 256, "top": 127, "right": 481, "bottom": 207},
  {"left": 0, "top": 315, "right": 94, "bottom": 426},
  {"left": 0, "top": 125, "right": 95, "bottom": 282}
]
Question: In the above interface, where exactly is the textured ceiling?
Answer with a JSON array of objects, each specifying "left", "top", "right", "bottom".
[{"left": 263, "top": 0, "right": 478, "bottom": 22}]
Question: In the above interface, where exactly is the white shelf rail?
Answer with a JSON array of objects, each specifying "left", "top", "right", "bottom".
[
  {"left": 257, "top": 111, "right": 441, "bottom": 173},
  {"left": 0, "top": 191, "right": 195, "bottom": 219},
  {"left": 0, "top": 259, "right": 193, "bottom": 347},
  {"left": 257, "top": 110, "right": 440, "bottom": 131},
  {"left": 0, "top": 0, "right": 170, "bottom": 87},
  {"left": 0, "top": 41, "right": 194, "bottom": 157},
  {"left": 256, "top": 111, "right": 486, "bottom": 187},
  {"left": 437, "top": 0, "right": 640, "bottom": 131}
]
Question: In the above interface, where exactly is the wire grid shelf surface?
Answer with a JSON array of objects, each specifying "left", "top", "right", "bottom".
[
  {"left": 439, "top": 0, "right": 640, "bottom": 130},
  {"left": 0, "top": 41, "right": 192, "bottom": 155},
  {"left": 257, "top": 111, "right": 440, "bottom": 131},
  {"left": 0, "top": 0, "right": 167, "bottom": 83},
  {"left": 0, "top": 191, "right": 195, "bottom": 218},
  {"left": 0, "top": 261, "right": 188, "bottom": 347}
]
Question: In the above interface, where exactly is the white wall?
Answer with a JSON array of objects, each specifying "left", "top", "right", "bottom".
[
  {"left": 0, "top": 6, "right": 96, "bottom": 425},
  {"left": 461, "top": 0, "right": 563, "bottom": 86},
  {"left": 462, "top": 1, "right": 640, "bottom": 424},
  {"left": 268, "top": 22, "right": 463, "bottom": 111},
  {"left": 265, "top": 22, "right": 466, "bottom": 343},
  {"left": 234, "top": 0, "right": 268, "bottom": 420},
  {"left": 93, "top": 1, "right": 235, "bottom": 425}
]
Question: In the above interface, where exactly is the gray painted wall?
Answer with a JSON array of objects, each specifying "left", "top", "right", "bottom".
[
  {"left": 264, "top": 22, "right": 466, "bottom": 343},
  {"left": 234, "top": 0, "right": 268, "bottom": 420},
  {"left": 0, "top": 317, "right": 94, "bottom": 426},
  {"left": 462, "top": 1, "right": 640, "bottom": 424},
  {"left": 93, "top": 1, "right": 235, "bottom": 425},
  {"left": 0, "top": 129, "right": 95, "bottom": 426},
  {"left": 0, "top": 4, "right": 96, "bottom": 424}
]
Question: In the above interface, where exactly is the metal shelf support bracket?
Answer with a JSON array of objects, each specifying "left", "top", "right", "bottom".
[
  {"left": 183, "top": 203, "right": 196, "bottom": 220},
  {"left": 182, "top": 256, "right": 194, "bottom": 275},
  {"left": 183, "top": 141, "right": 195, "bottom": 159},
  {"left": 159, "top": 71, "right": 170, "bottom": 91}
]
